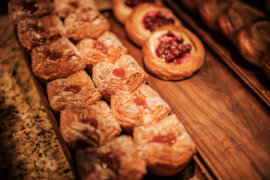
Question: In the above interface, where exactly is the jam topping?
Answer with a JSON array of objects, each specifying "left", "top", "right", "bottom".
[
  {"left": 93, "top": 41, "right": 107, "bottom": 54},
  {"left": 80, "top": 118, "right": 98, "bottom": 129},
  {"left": 69, "top": 1, "right": 79, "bottom": 8},
  {"left": 143, "top": 11, "right": 175, "bottom": 32},
  {"left": 64, "top": 85, "right": 81, "bottom": 94},
  {"left": 134, "top": 98, "right": 147, "bottom": 108},
  {"left": 99, "top": 153, "right": 120, "bottom": 172},
  {"left": 24, "top": 1, "right": 38, "bottom": 14},
  {"left": 113, "top": 68, "right": 126, "bottom": 80},
  {"left": 156, "top": 31, "right": 192, "bottom": 63},
  {"left": 49, "top": 51, "right": 63, "bottom": 61},
  {"left": 124, "top": 0, "right": 155, "bottom": 8},
  {"left": 152, "top": 133, "right": 177, "bottom": 146}
]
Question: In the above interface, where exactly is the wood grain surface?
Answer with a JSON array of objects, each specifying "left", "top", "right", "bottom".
[{"left": 105, "top": 10, "right": 270, "bottom": 179}]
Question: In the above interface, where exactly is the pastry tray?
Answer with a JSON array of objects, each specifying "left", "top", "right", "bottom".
[{"left": 164, "top": 0, "right": 270, "bottom": 107}]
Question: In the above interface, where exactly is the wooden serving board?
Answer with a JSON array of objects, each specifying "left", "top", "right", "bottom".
[
  {"left": 105, "top": 8, "right": 270, "bottom": 179},
  {"left": 164, "top": 0, "right": 270, "bottom": 107}
]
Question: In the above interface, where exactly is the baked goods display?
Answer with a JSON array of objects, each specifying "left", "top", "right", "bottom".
[
  {"left": 125, "top": 3, "right": 182, "bottom": 46},
  {"left": 133, "top": 114, "right": 196, "bottom": 176},
  {"left": 142, "top": 25, "right": 205, "bottom": 80},
  {"left": 112, "top": 0, "right": 162, "bottom": 24},
  {"left": 10, "top": 0, "right": 197, "bottom": 179},
  {"left": 111, "top": 84, "right": 170, "bottom": 133}
]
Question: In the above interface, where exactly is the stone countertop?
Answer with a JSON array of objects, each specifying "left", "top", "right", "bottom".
[{"left": 0, "top": 15, "right": 74, "bottom": 179}]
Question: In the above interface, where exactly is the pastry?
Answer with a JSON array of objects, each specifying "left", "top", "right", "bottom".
[
  {"left": 54, "top": 0, "right": 97, "bottom": 18},
  {"left": 142, "top": 25, "right": 205, "bottom": 80},
  {"left": 262, "top": 46, "right": 270, "bottom": 78},
  {"left": 77, "top": 31, "right": 128, "bottom": 73},
  {"left": 76, "top": 135, "right": 147, "bottom": 180},
  {"left": 47, "top": 70, "right": 102, "bottom": 111},
  {"left": 17, "top": 14, "right": 66, "bottom": 50},
  {"left": 111, "top": 84, "right": 170, "bottom": 133},
  {"left": 112, "top": 0, "right": 163, "bottom": 24},
  {"left": 237, "top": 20, "right": 270, "bottom": 67},
  {"left": 64, "top": 9, "right": 110, "bottom": 41},
  {"left": 92, "top": 54, "right": 147, "bottom": 100},
  {"left": 181, "top": 0, "right": 202, "bottom": 12},
  {"left": 218, "top": 1, "right": 265, "bottom": 44},
  {"left": 31, "top": 37, "right": 85, "bottom": 80},
  {"left": 125, "top": 3, "right": 182, "bottom": 46},
  {"left": 8, "top": 0, "right": 53, "bottom": 26},
  {"left": 198, "top": 0, "right": 234, "bottom": 31},
  {"left": 133, "top": 114, "right": 196, "bottom": 176},
  {"left": 60, "top": 101, "right": 121, "bottom": 149}
]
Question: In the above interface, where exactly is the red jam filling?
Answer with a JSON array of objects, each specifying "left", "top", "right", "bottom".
[
  {"left": 93, "top": 41, "right": 107, "bottom": 54},
  {"left": 143, "top": 11, "right": 175, "bottom": 32},
  {"left": 49, "top": 51, "right": 63, "bottom": 61},
  {"left": 64, "top": 85, "right": 81, "bottom": 94},
  {"left": 124, "top": 0, "right": 155, "bottom": 8},
  {"left": 113, "top": 68, "right": 126, "bottom": 80},
  {"left": 152, "top": 133, "right": 177, "bottom": 146},
  {"left": 156, "top": 31, "right": 192, "bottom": 63},
  {"left": 134, "top": 98, "right": 147, "bottom": 108},
  {"left": 80, "top": 118, "right": 98, "bottom": 129},
  {"left": 24, "top": 1, "right": 38, "bottom": 14},
  {"left": 99, "top": 153, "right": 120, "bottom": 172}
]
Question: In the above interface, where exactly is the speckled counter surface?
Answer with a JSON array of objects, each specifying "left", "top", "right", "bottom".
[{"left": 0, "top": 15, "right": 74, "bottom": 179}]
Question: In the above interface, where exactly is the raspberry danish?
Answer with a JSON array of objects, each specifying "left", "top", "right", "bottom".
[
  {"left": 125, "top": 3, "right": 182, "bottom": 46},
  {"left": 92, "top": 54, "right": 147, "bottom": 100},
  {"left": 112, "top": 0, "right": 162, "bottom": 24},
  {"left": 60, "top": 101, "right": 121, "bottom": 149},
  {"left": 77, "top": 31, "right": 128, "bottom": 73},
  {"left": 31, "top": 37, "right": 85, "bottom": 80},
  {"left": 142, "top": 25, "right": 205, "bottom": 80},
  {"left": 76, "top": 136, "right": 147, "bottom": 180},
  {"left": 133, "top": 114, "right": 196, "bottom": 176},
  {"left": 47, "top": 71, "right": 102, "bottom": 111},
  {"left": 111, "top": 84, "right": 170, "bottom": 133}
]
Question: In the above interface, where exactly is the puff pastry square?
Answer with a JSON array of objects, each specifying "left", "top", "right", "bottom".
[
  {"left": 31, "top": 37, "right": 85, "bottom": 80},
  {"left": 77, "top": 31, "right": 128, "bottom": 72},
  {"left": 111, "top": 84, "right": 170, "bottom": 133},
  {"left": 133, "top": 114, "right": 196, "bottom": 176},
  {"left": 47, "top": 70, "right": 102, "bottom": 111},
  {"left": 65, "top": 9, "right": 110, "bottom": 41},
  {"left": 92, "top": 54, "right": 147, "bottom": 100},
  {"left": 60, "top": 101, "right": 121, "bottom": 149},
  {"left": 76, "top": 135, "right": 146, "bottom": 180}
]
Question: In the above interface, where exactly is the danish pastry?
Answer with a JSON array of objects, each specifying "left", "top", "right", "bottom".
[
  {"left": 92, "top": 54, "right": 147, "bottom": 100},
  {"left": 31, "top": 37, "right": 85, "bottom": 80},
  {"left": 112, "top": 0, "right": 163, "bottom": 24},
  {"left": 47, "top": 71, "right": 102, "bottom": 111},
  {"left": 111, "top": 84, "right": 170, "bottom": 133},
  {"left": 237, "top": 20, "right": 270, "bottom": 67},
  {"left": 218, "top": 1, "right": 265, "bottom": 44},
  {"left": 64, "top": 9, "right": 110, "bottom": 41},
  {"left": 133, "top": 114, "right": 196, "bottom": 176},
  {"left": 142, "top": 25, "right": 205, "bottom": 80},
  {"left": 54, "top": 0, "right": 97, "bottom": 18},
  {"left": 198, "top": 0, "right": 234, "bottom": 31},
  {"left": 77, "top": 31, "right": 128, "bottom": 73},
  {"left": 125, "top": 3, "right": 182, "bottom": 46},
  {"left": 76, "top": 135, "right": 147, "bottom": 180},
  {"left": 60, "top": 101, "right": 121, "bottom": 149}
]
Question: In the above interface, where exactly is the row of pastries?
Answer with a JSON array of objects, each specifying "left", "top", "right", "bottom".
[{"left": 8, "top": 0, "right": 197, "bottom": 179}]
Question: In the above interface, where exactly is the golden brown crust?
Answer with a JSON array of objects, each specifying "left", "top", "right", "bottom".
[
  {"left": 47, "top": 71, "right": 102, "bottom": 111},
  {"left": 142, "top": 25, "right": 205, "bottom": 80},
  {"left": 76, "top": 135, "right": 147, "bottom": 180},
  {"left": 31, "top": 37, "right": 85, "bottom": 80},
  {"left": 65, "top": 10, "right": 110, "bottom": 41},
  {"left": 111, "top": 84, "right": 170, "bottom": 133},
  {"left": 60, "top": 101, "right": 121, "bottom": 149},
  {"left": 125, "top": 3, "right": 182, "bottom": 46},
  {"left": 262, "top": 46, "right": 270, "bottom": 78},
  {"left": 77, "top": 31, "right": 128, "bottom": 73},
  {"left": 133, "top": 114, "right": 196, "bottom": 176},
  {"left": 181, "top": 0, "right": 202, "bottom": 12},
  {"left": 92, "top": 54, "right": 147, "bottom": 100}
]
